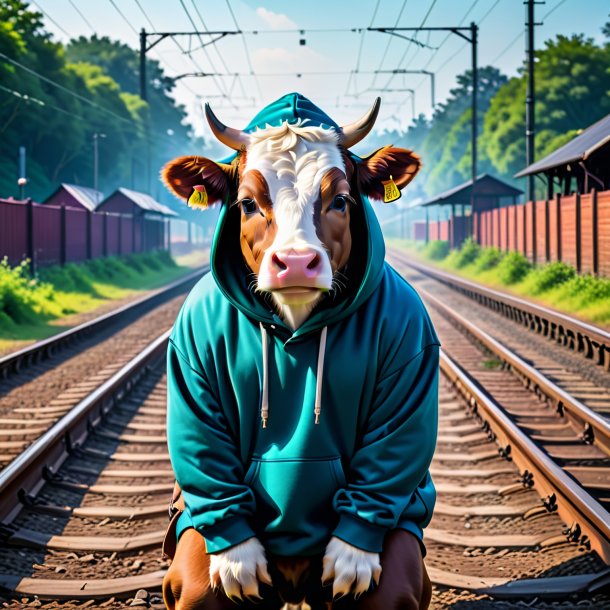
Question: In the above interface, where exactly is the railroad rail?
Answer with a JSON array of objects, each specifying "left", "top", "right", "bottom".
[
  {"left": 1, "top": 263, "right": 610, "bottom": 606},
  {"left": 0, "top": 266, "right": 208, "bottom": 379},
  {"left": 388, "top": 247, "right": 610, "bottom": 371}
]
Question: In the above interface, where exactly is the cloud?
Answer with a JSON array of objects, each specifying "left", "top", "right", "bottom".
[{"left": 256, "top": 7, "right": 297, "bottom": 30}]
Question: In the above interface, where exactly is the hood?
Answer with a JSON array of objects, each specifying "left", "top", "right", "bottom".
[{"left": 210, "top": 93, "right": 386, "bottom": 340}]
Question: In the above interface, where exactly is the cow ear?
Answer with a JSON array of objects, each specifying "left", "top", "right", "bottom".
[
  {"left": 356, "top": 146, "right": 421, "bottom": 202},
  {"left": 161, "top": 155, "right": 235, "bottom": 209}
]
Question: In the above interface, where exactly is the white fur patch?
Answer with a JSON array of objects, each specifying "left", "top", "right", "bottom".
[
  {"left": 245, "top": 121, "right": 344, "bottom": 256},
  {"left": 322, "top": 536, "right": 382, "bottom": 599},
  {"left": 209, "top": 537, "right": 272, "bottom": 601}
]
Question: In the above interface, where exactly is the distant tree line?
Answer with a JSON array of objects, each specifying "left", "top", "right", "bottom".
[
  {"left": 0, "top": 0, "right": 204, "bottom": 207},
  {"left": 1, "top": 1, "right": 609, "bottom": 207},
  {"left": 365, "top": 19, "right": 610, "bottom": 201}
]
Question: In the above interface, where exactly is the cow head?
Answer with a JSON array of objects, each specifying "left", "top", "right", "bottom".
[{"left": 162, "top": 97, "right": 421, "bottom": 329}]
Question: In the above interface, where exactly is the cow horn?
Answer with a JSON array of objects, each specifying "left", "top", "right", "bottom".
[
  {"left": 204, "top": 102, "right": 250, "bottom": 151},
  {"left": 340, "top": 97, "right": 381, "bottom": 148}
]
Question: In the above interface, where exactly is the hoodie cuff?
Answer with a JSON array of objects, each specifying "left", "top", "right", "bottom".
[
  {"left": 201, "top": 516, "right": 257, "bottom": 554},
  {"left": 332, "top": 513, "right": 388, "bottom": 553}
]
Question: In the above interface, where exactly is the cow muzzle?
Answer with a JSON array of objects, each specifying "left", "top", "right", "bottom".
[{"left": 257, "top": 247, "right": 333, "bottom": 304}]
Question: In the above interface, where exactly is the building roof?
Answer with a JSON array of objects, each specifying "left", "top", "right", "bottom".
[
  {"left": 49, "top": 183, "right": 104, "bottom": 211},
  {"left": 115, "top": 187, "right": 178, "bottom": 217},
  {"left": 419, "top": 174, "right": 523, "bottom": 207},
  {"left": 515, "top": 112, "right": 610, "bottom": 178}
]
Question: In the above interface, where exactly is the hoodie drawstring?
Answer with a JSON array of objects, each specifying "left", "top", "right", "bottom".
[
  {"left": 259, "top": 324, "right": 328, "bottom": 428},
  {"left": 260, "top": 324, "right": 270, "bottom": 429},
  {"left": 314, "top": 326, "right": 328, "bottom": 425}
]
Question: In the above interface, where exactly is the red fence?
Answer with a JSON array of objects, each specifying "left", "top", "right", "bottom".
[
  {"left": 0, "top": 199, "right": 168, "bottom": 271},
  {"left": 472, "top": 188, "right": 610, "bottom": 276}
]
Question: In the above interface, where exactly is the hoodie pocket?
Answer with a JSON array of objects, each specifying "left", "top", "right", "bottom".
[{"left": 244, "top": 456, "right": 346, "bottom": 543}]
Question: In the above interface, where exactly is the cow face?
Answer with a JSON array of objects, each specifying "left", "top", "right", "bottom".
[{"left": 162, "top": 99, "right": 421, "bottom": 329}]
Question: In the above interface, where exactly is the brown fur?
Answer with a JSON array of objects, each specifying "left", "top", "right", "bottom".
[
  {"left": 161, "top": 156, "right": 236, "bottom": 204},
  {"left": 162, "top": 528, "right": 431, "bottom": 609},
  {"left": 315, "top": 168, "right": 353, "bottom": 274},
  {"left": 356, "top": 146, "right": 421, "bottom": 202},
  {"left": 238, "top": 170, "right": 277, "bottom": 274}
]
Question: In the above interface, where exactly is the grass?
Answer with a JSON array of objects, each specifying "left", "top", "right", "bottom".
[
  {"left": 389, "top": 238, "right": 610, "bottom": 327},
  {"left": 0, "top": 249, "right": 207, "bottom": 352}
]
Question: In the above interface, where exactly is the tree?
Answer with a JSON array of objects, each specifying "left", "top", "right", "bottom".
[
  {"left": 481, "top": 34, "right": 610, "bottom": 184},
  {"left": 418, "top": 66, "right": 508, "bottom": 196}
]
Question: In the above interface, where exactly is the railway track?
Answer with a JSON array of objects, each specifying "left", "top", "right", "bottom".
[
  {"left": 0, "top": 267, "right": 208, "bottom": 474},
  {"left": 387, "top": 247, "right": 610, "bottom": 372},
  {"left": 0, "top": 258, "right": 609, "bottom": 607}
]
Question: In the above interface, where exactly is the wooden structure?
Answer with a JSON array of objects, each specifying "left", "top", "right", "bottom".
[
  {"left": 515, "top": 112, "right": 610, "bottom": 198},
  {"left": 43, "top": 183, "right": 104, "bottom": 211},
  {"left": 98, "top": 187, "right": 177, "bottom": 218},
  {"left": 419, "top": 175, "right": 522, "bottom": 248}
]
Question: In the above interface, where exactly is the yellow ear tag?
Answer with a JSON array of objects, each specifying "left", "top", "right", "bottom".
[
  {"left": 188, "top": 185, "right": 208, "bottom": 209},
  {"left": 382, "top": 175, "right": 401, "bottom": 203}
]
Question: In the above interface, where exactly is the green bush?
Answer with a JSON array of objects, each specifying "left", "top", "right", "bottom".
[
  {"left": 497, "top": 251, "right": 531, "bottom": 284},
  {"left": 453, "top": 238, "right": 481, "bottom": 268},
  {"left": 530, "top": 261, "right": 576, "bottom": 294},
  {"left": 561, "top": 274, "right": 610, "bottom": 305},
  {"left": 422, "top": 240, "right": 450, "bottom": 261},
  {"left": 39, "top": 263, "right": 98, "bottom": 295},
  {"left": 475, "top": 247, "right": 504, "bottom": 271},
  {"left": 0, "top": 258, "right": 58, "bottom": 324}
]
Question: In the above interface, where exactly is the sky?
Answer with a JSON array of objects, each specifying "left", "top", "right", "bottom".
[{"left": 32, "top": 0, "right": 610, "bottom": 139}]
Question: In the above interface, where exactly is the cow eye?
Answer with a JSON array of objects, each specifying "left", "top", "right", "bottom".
[
  {"left": 330, "top": 194, "right": 348, "bottom": 213},
  {"left": 240, "top": 198, "right": 257, "bottom": 215}
]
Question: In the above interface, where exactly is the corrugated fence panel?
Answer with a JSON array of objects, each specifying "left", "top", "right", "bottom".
[
  {"left": 65, "top": 207, "right": 87, "bottom": 263},
  {"left": 548, "top": 197, "right": 559, "bottom": 262},
  {"left": 134, "top": 219, "right": 142, "bottom": 252},
  {"left": 535, "top": 200, "right": 547, "bottom": 263},
  {"left": 106, "top": 214, "right": 120, "bottom": 256},
  {"left": 597, "top": 191, "right": 610, "bottom": 277},
  {"left": 480, "top": 212, "right": 487, "bottom": 247},
  {"left": 580, "top": 194, "right": 594, "bottom": 274},
  {"left": 439, "top": 220, "right": 449, "bottom": 241},
  {"left": 454, "top": 216, "right": 469, "bottom": 247},
  {"left": 33, "top": 204, "right": 61, "bottom": 267},
  {"left": 429, "top": 221, "right": 438, "bottom": 241},
  {"left": 508, "top": 205, "right": 516, "bottom": 252},
  {"left": 91, "top": 213, "right": 105, "bottom": 258},
  {"left": 561, "top": 195, "right": 577, "bottom": 268},
  {"left": 492, "top": 208, "right": 500, "bottom": 248},
  {"left": 499, "top": 207, "right": 508, "bottom": 251},
  {"left": 121, "top": 216, "right": 134, "bottom": 254},
  {"left": 0, "top": 200, "right": 28, "bottom": 265},
  {"left": 525, "top": 201, "right": 534, "bottom": 261},
  {"left": 516, "top": 205, "right": 525, "bottom": 254}
]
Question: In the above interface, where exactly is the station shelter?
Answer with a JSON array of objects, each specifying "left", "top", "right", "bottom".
[
  {"left": 514, "top": 112, "right": 610, "bottom": 275},
  {"left": 417, "top": 174, "right": 522, "bottom": 248}
]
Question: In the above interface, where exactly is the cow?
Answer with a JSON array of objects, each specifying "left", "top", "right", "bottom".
[{"left": 161, "top": 93, "right": 440, "bottom": 610}]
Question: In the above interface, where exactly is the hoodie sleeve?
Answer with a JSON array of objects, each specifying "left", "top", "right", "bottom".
[
  {"left": 167, "top": 338, "right": 257, "bottom": 553},
  {"left": 331, "top": 342, "right": 439, "bottom": 554}
]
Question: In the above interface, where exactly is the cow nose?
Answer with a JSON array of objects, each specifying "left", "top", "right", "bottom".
[{"left": 271, "top": 249, "right": 323, "bottom": 281}]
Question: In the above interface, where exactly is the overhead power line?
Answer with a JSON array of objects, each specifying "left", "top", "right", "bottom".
[
  {"left": 68, "top": 0, "right": 97, "bottom": 34},
  {"left": 225, "top": 0, "right": 264, "bottom": 101},
  {"left": 490, "top": 0, "right": 569, "bottom": 64},
  {"left": 30, "top": 1, "right": 71, "bottom": 38}
]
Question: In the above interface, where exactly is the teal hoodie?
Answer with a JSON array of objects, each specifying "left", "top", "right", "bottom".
[{"left": 167, "top": 93, "right": 441, "bottom": 557}]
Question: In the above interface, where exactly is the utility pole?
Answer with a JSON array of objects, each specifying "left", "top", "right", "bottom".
[
  {"left": 369, "top": 25, "right": 479, "bottom": 197},
  {"left": 525, "top": 1, "right": 543, "bottom": 202},
  {"left": 137, "top": 28, "right": 239, "bottom": 193},
  {"left": 140, "top": 28, "right": 147, "bottom": 101},
  {"left": 18, "top": 146, "right": 27, "bottom": 199},
  {"left": 93, "top": 133, "right": 106, "bottom": 202},
  {"left": 471, "top": 22, "right": 478, "bottom": 189}
]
